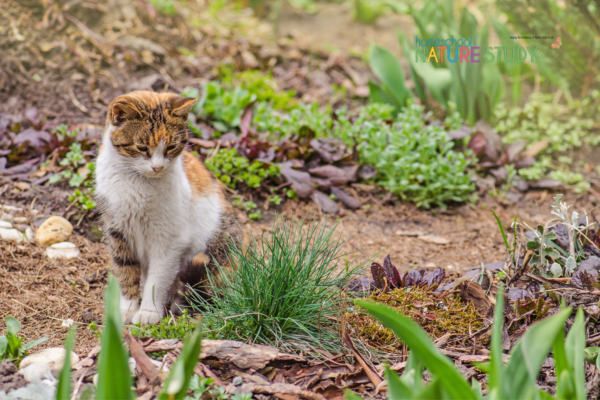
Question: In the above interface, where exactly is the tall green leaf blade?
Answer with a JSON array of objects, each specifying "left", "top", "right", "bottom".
[
  {"left": 159, "top": 322, "right": 203, "bottom": 400},
  {"left": 0, "top": 336, "right": 8, "bottom": 357},
  {"left": 564, "top": 308, "right": 586, "bottom": 400},
  {"left": 22, "top": 337, "right": 48, "bottom": 352},
  {"left": 96, "top": 275, "right": 134, "bottom": 400},
  {"left": 355, "top": 300, "right": 476, "bottom": 400},
  {"left": 56, "top": 327, "right": 76, "bottom": 400},
  {"left": 385, "top": 365, "right": 414, "bottom": 400},
  {"left": 504, "top": 306, "right": 572, "bottom": 398},
  {"left": 368, "top": 44, "right": 410, "bottom": 109},
  {"left": 488, "top": 286, "right": 505, "bottom": 398}
]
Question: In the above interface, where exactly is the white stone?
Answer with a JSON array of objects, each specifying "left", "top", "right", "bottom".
[
  {"left": 46, "top": 242, "right": 80, "bottom": 259},
  {"left": 0, "top": 221, "right": 13, "bottom": 229},
  {"left": 128, "top": 357, "right": 137, "bottom": 376},
  {"left": 14, "top": 217, "right": 28, "bottom": 224},
  {"left": 0, "top": 228, "right": 25, "bottom": 243},
  {"left": 18, "top": 362, "right": 54, "bottom": 382},
  {"left": 1, "top": 213, "right": 14, "bottom": 224},
  {"left": 19, "top": 348, "right": 79, "bottom": 372},
  {"left": 2, "top": 205, "right": 23, "bottom": 214},
  {"left": 25, "top": 228, "right": 34, "bottom": 242}
]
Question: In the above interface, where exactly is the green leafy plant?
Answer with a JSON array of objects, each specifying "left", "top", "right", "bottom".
[
  {"left": 220, "top": 69, "right": 297, "bottom": 111},
  {"left": 48, "top": 142, "right": 93, "bottom": 188},
  {"left": 495, "top": 93, "right": 596, "bottom": 183},
  {"left": 350, "top": 103, "right": 475, "bottom": 208},
  {"left": 205, "top": 148, "right": 280, "bottom": 189},
  {"left": 0, "top": 317, "right": 47, "bottom": 363},
  {"left": 368, "top": 43, "right": 412, "bottom": 112},
  {"left": 189, "top": 216, "right": 364, "bottom": 354},
  {"left": 184, "top": 375, "right": 214, "bottom": 400},
  {"left": 68, "top": 188, "right": 97, "bottom": 211},
  {"left": 348, "top": 286, "right": 584, "bottom": 399}
]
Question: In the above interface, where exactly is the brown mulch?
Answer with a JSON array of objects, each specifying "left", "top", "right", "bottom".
[{"left": 0, "top": 234, "right": 108, "bottom": 356}]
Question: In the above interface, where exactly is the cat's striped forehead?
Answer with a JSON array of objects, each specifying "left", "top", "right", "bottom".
[{"left": 106, "top": 91, "right": 196, "bottom": 157}]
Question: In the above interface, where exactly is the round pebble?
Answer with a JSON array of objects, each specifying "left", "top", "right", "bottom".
[
  {"left": 1, "top": 213, "right": 14, "bottom": 224},
  {"left": 46, "top": 242, "right": 80, "bottom": 259},
  {"left": 0, "top": 221, "right": 12, "bottom": 229}
]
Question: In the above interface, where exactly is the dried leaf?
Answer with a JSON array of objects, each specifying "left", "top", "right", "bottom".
[
  {"left": 330, "top": 187, "right": 360, "bottom": 209},
  {"left": 308, "top": 165, "right": 349, "bottom": 186},
  {"left": 279, "top": 163, "right": 314, "bottom": 199},
  {"left": 312, "top": 190, "right": 339, "bottom": 214}
]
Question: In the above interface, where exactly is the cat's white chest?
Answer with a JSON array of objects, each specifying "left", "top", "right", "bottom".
[{"left": 95, "top": 143, "right": 220, "bottom": 264}]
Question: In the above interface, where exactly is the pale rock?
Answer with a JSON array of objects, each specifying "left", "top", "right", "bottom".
[
  {"left": 128, "top": 357, "right": 137, "bottom": 376},
  {"left": 25, "top": 227, "right": 34, "bottom": 242},
  {"left": 19, "top": 348, "right": 79, "bottom": 372},
  {"left": 0, "top": 228, "right": 25, "bottom": 243},
  {"left": 19, "top": 362, "right": 54, "bottom": 382},
  {"left": 1, "top": 213, "right": 14, "bottom": 224},
  {"left": 35, "top": 216, "right": 73, "bottom": 246},
  {"left": 46, "top": 242, "right": 80, "bottom": 259},
  {"left": 14, "top": 217, "right": 28, "bottom": 224},
  {"left": 2, "top": 205, "right": 23, "bottom": 214},
  {"left": 0, "top": 221, "right": 13, "bottom": 229}
]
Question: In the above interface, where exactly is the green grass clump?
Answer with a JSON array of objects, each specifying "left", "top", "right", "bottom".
[
  {"left": 189, "top": 216, "right": 364, "bottom": 354},
  {"left": 205, "top": 148, "right": 280, "bottom": 189},
  {"left": 341, "top": 103, "right": 474, "bottom": 209},
  {"left": 130, "top": 310, "right": 196, "bottom": 341}
]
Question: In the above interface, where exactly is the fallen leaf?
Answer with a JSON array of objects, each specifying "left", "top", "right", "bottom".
[
  {"left": 308, "top": 165, "right": 349, "bottom": 186},
  {"left": 417, "top": 235, "right": 450, "bottom": 245},
  {"left": 330, "top": 187, "right": 360, "bottom": 209},
  {"left": 279, "top": 163, "right": 314, "bottom": 199},
  {"left": 520, "top": 141, "right": 549, "bottom": 159},
  {"left": 312, "top": 190, "right": 339, "bottom": 214}
]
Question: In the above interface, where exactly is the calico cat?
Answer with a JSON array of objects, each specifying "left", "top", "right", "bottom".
[{"left": 95, "top": 91, "right": 242, "bottom": 325}]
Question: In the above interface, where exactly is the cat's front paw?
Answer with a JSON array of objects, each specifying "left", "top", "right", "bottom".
[
  {"left": 120, "top": 296, "right": 140, "bottom": 325},
  {"left": 132, "top": 309, "right": 162, "bottom": 325}
]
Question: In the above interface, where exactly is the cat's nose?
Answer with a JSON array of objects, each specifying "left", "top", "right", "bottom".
[{"left": 152, "top": 166, "right": 164, "bottom": 172}]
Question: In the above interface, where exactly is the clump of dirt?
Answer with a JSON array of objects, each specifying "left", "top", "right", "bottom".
[
  {"left": 0, "top": 361, "right": 27, "bottom": 393},
  {"left": 349, "top": 287, "right": 484, "bottom": 352}
]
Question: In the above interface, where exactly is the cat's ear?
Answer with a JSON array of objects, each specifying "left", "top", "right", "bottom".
[
  {"left": 110, "top": 97, "right": 142, "bottom": 126},
  {"left": 170, "top": 96, "right": 197, "bottom": 117}
]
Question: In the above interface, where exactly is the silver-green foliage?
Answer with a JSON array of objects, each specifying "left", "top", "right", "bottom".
[
  {"left": 338, "top": 103, "right": 475, "bottom": 208},
  {"left": 349, "top": 287, "right": 586, "bottom": 399}
]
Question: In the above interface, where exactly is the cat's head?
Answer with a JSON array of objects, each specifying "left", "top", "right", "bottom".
[{"left": 106, "top": 91, "right": 197, "bottom": 178}]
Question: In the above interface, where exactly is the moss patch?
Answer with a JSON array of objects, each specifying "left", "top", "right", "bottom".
[{"left": 349, "top": 287, "right": 484, "bottom": 352}]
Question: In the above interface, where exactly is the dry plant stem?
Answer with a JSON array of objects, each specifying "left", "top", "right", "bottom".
[
  {"left": 342, "top": 332, "right": 383, "bottom": 388},
  {"left": 124, "top": 330, "right": 161, "bottom": 386}
]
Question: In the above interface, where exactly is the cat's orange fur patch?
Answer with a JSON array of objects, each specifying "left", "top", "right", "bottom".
[{"left": 182, "top": 152, "right": 216, "bottom": 197}]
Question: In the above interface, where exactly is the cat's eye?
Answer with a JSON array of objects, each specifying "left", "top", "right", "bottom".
[
  {"left": 166, "top": 145, "right": 176, "bottom": 151},
  {"left": 137, "top": 145, "right": 148, "bottom": 152}
]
